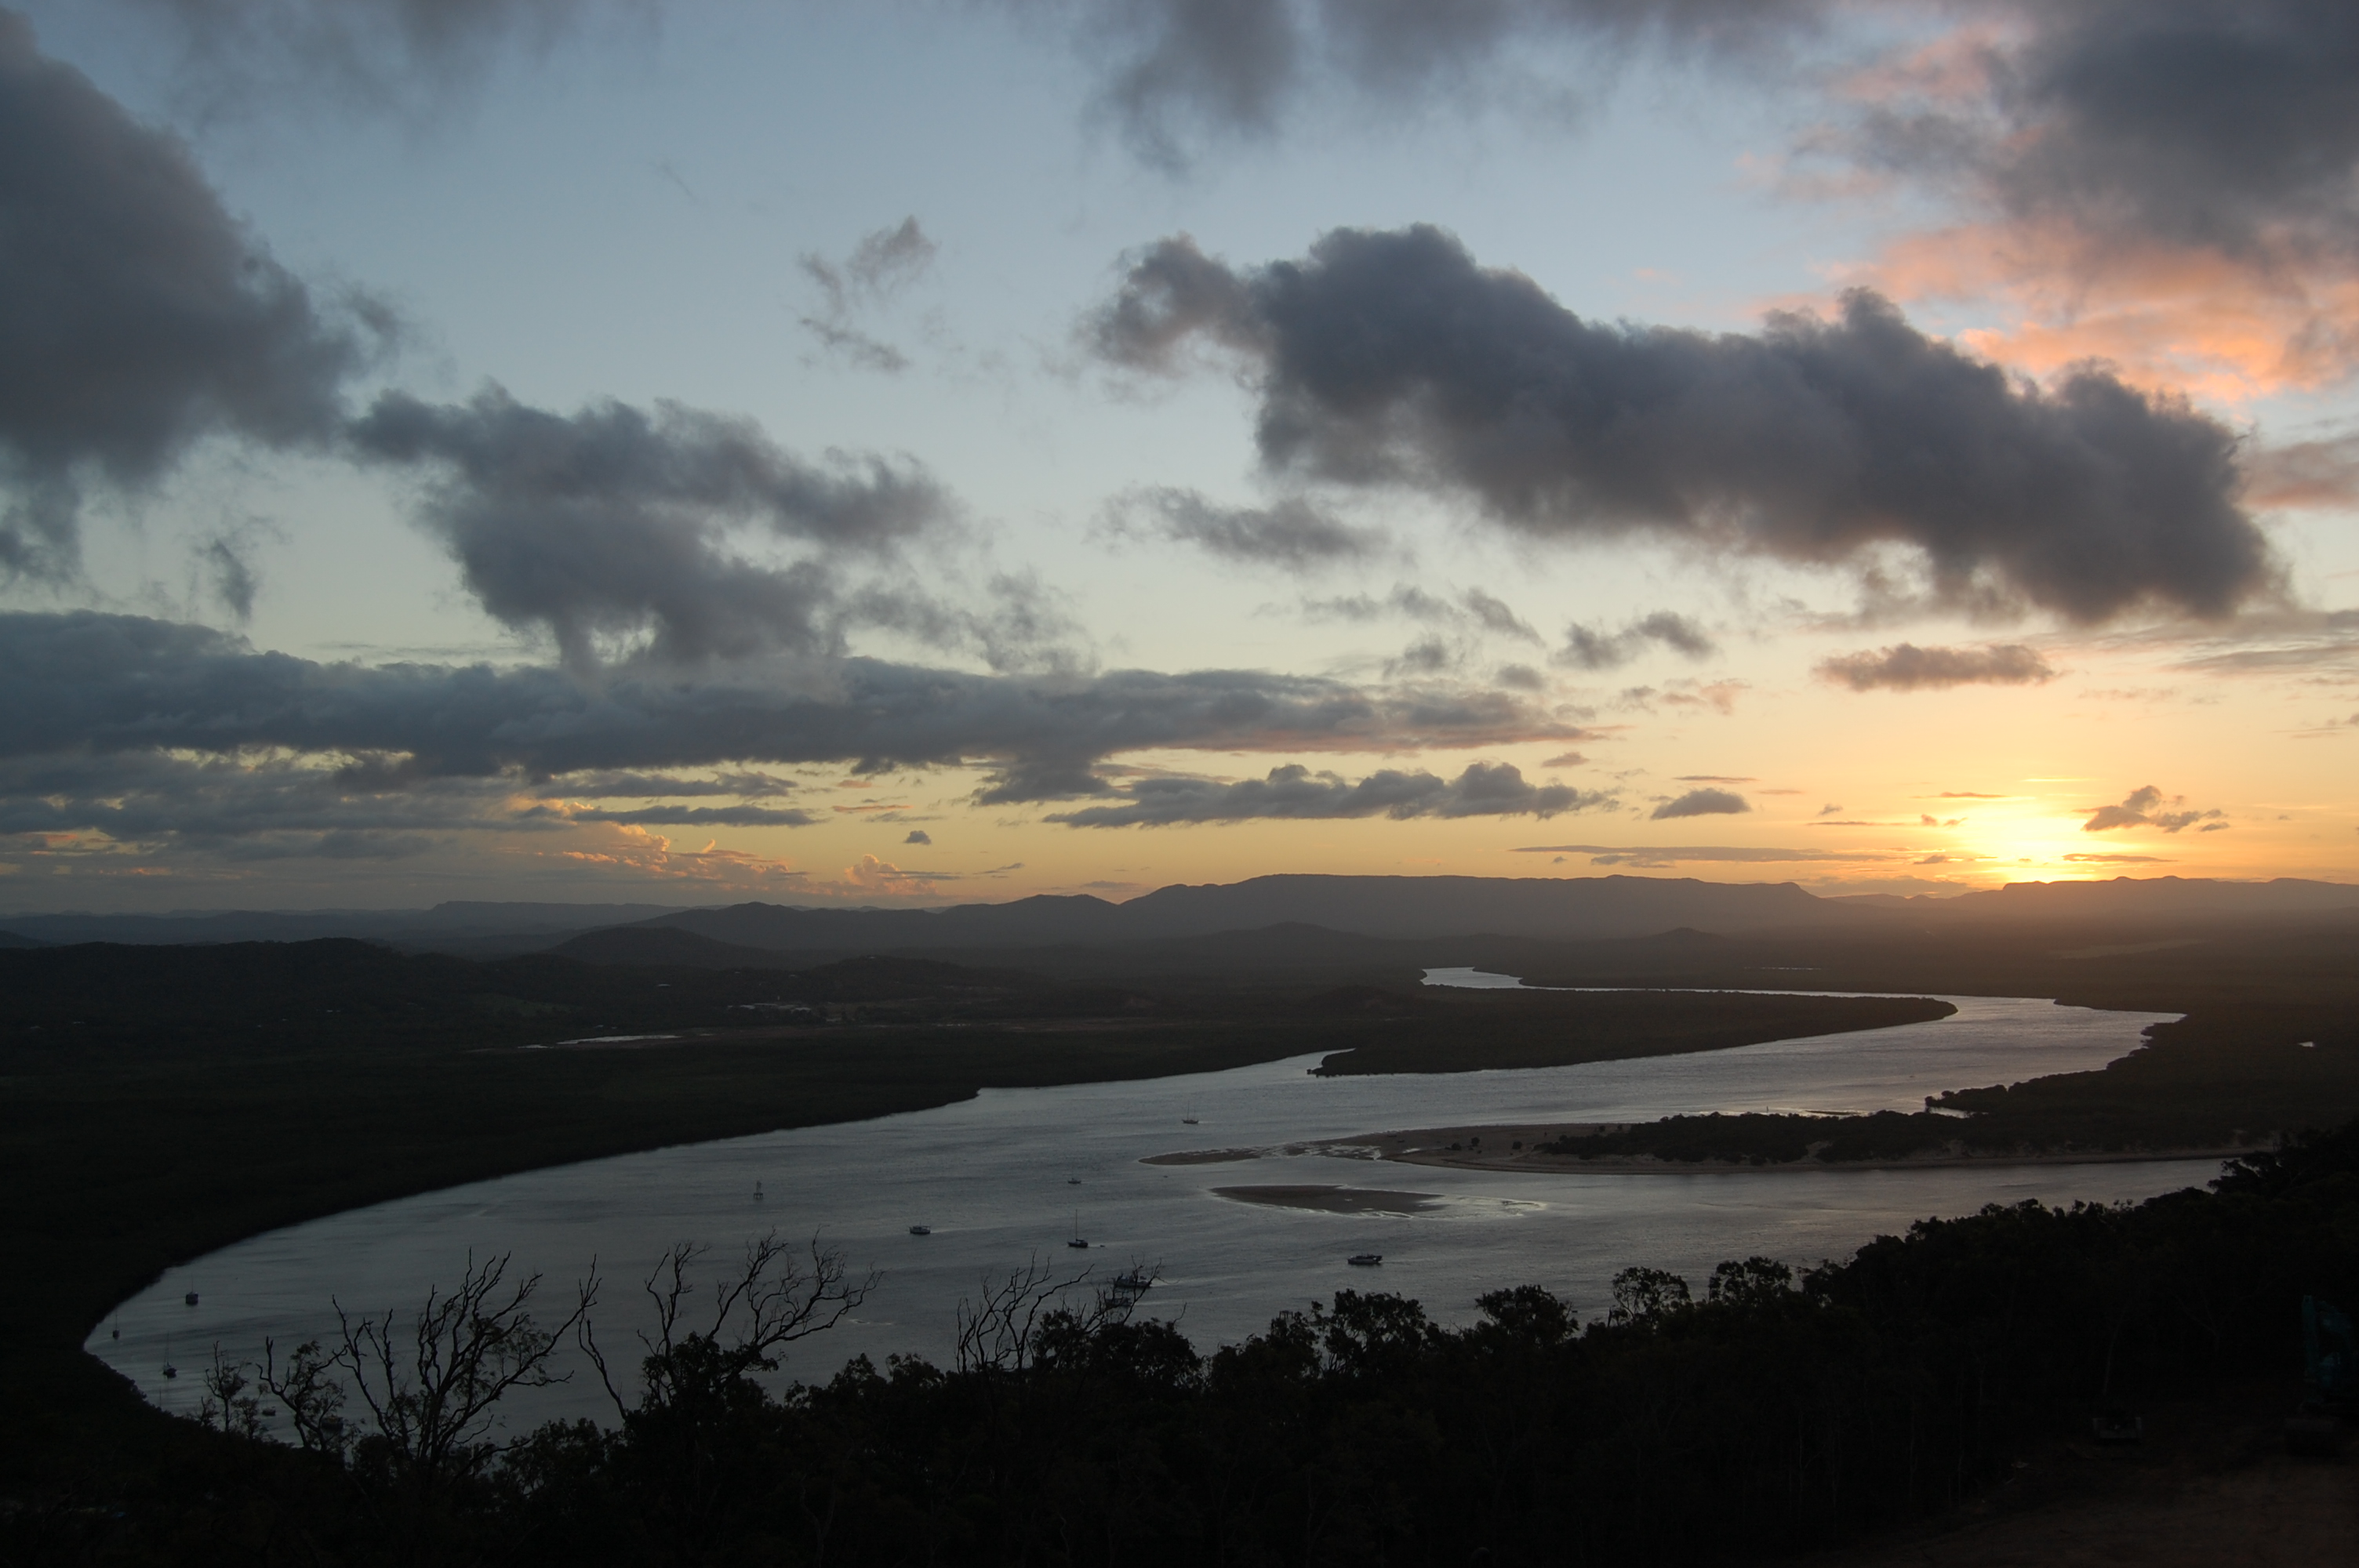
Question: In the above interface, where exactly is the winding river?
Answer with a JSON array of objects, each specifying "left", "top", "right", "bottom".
[{"left": 93, "top": 978, "right": 2213, "bottom": 1432}]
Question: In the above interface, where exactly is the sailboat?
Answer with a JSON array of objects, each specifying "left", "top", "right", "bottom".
[
  {"left": 753, "top": 1180, "right": 764, "bottom": 1200},
  {"left": 161, "top": 1336, "right": 176, "bottom": 1380},
  {"left": 1067, "top": 1212, "right": 1089, "bottom": 1249}
]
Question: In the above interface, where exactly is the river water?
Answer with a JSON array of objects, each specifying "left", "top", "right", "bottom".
[{"left": 93, "top": 978, "right": 2215, "bottom": 1432}]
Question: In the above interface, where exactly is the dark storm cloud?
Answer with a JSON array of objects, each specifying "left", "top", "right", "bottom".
[
  {"left": 1101, "top": 486, "right": 1383, "bottom": 569},
  {"left": 1093, "top": 227, "right": 2276, "bottom": 622},
  {"left": 1650, "top": 787, "right": 1748, "bottom": 820},
  {"left": 1816, "top": 642, "right": 2058, "bottom": 691},
  {"left": 0, "top": 9, "right": 374, "bottom": 579},
  {"left": 1041, "top": 760, "right": 1611, "bottom": 827},
  {"left": 2081, "top": 783, "right": 2225, "bottom": 833},
  {"left": 1555, "top": 611, "right": 1716, "bottom": 670},
  {"left": 0, "top": 612, "right": 1589, "bottom": 817},
  {"left": 1856, "top": 0, "right": 2359, "bottom": 264},
  {"left": 347, "top": 388, "right": 954, "bottom": 668}
]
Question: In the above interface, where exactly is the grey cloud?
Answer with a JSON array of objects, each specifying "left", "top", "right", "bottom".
[
  {"left": 802, "top": 216, "right": 937, "bottom": 307},
  {"left": 799, "top": 217, "right": 936, "bottom": 372},
  {"left": 1040, "top": 0, "right": 1828, "bottom": 167},
  {"left": 1096, "top": 226, "right": 2275, "bottom": 622},
  {"left": 1556, "top": 611, "right": 1716, "bottom": 670},
  {"left": 1088, "top": 233, "right": 1263, "bottom": 369},
  {"left": 798, "top": 319, "right": 911, "bottom": 375},
  {"left": 1300, "top": 583, "right": 1537, "bottom": 640},
  {"left": 1042, "top": 760, "right": 1612, "bottom": 827},
  {"left": 2081, "top": 783, "right": 2226, "bottom": 833},
  {"left": 347, "top": 387, "right": 954, "bottom": 668},
  {"left": 555, "top": 769, "right": 801, "bottom": 799},
  {"left": 2244, "top": 432, "right": 2359, "bottom": 510},
  {"left": 1650, "top": 787, "right": 1749, "bottom": 820},
  {"left": 1102, "top": 486, "right": 1383, "bottom": 568},
  {"left": 0, "top": 11, "right": 374, "bottom": 579},
  {"left": 1495, "top": 663, "right": 1545, "bottom": 691},
  {"left": 111, "top": 0, "right": 614, "bottom": 114},
  {"left": 0, "top": 611, "right": 1590, "bottom": 817},
  {"left": 551, "top": 804, "right": 820, "bottom": 828},
  {"left": 1859, "top": 1, "right": 2359, "bottom": 268},
  {"left": 903, "top": 829, "right": 932, "bottom": 845},
  {"left": 196, "top": 534, "right": 261, "bottom": 619},
  {"left": 1817, "top": 642, "right": 2059, "bottom": 691}
]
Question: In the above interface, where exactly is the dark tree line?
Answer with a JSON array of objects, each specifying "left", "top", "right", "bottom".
[{"left": 25, "top": 1120, "right": 2359, "bottom": 1567}]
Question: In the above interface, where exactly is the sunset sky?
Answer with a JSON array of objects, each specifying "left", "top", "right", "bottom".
[{"left": 3, "top": 0, "right": 2355, "bottom": 911}]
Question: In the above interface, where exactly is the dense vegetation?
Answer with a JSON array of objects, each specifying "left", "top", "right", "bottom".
[{"left": 1540, "top": 1006, "right": 2359, "bottom": 1166}]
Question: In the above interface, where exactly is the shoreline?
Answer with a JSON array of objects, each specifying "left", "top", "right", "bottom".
[
  {"left": 1310, "top": 1124, "right": 2248, "bottom": 1175},
  {"left": 1133, "top": 1124, "right": 2248, "bottom": 1176}
]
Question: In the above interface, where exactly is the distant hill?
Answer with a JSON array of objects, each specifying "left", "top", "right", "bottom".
[
  {"left": 1936, "top": 877, "right": 2359, "bottom": 925},
  {"left": 0, "top": 929, "right": 44, "bottom": 948},
  {"left": 638, "top": 875, "right": 1863, "bottom": 953},
  {"left": 550, "top": 926, "right": 805, "bottom": 971},
  {"left": 0, "top": 900, "right": 699, "bottom": 948}
]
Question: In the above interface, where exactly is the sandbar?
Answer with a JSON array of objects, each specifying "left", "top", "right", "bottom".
[{"left": 1212, "top": 1185, "right": 1445, "bottom": 1215}]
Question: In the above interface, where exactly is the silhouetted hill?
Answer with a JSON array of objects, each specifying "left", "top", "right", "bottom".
[
  {"left": 0, "top": 930, "right": 43, "bottom": 948},
  {"left": 0, "top": 900, "right": 695, "bottom": 948},
  {"left": 551, "top": 926, "right": 804, "bottom": 971},
  {"left": 1937, "top": 877, "right": 2359, "bottom": 926},
  {"left": 639, "top": 876, "right": 1863, "bottom": 953}
]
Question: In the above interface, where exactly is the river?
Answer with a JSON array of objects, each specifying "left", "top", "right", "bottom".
[{"left": 92, "top": 978, "right": 2214, "bottom": 1432}]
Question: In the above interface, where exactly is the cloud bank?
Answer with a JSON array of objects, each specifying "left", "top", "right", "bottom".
[
  {"left": 1817, "top": 642, "right": 2058, "bottom": 691},
  {"left": 1043, "top": 760, "right": 1610, "bottom": 827},
  {"left": 0, "top": 10, "right": 378, "bottom": 579},
  {"left": 1092, "top": 226, "right": 2274, "bottom": 622}
]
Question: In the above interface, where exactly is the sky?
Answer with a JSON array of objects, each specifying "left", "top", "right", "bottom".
[{"left": 2, "top": 0, "right": 2356, "bottom": 913}]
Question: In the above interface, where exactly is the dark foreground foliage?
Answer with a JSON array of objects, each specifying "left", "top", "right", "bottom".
[{"left": 16, "top": 1121, "right": 2359, "bottom": 1568}]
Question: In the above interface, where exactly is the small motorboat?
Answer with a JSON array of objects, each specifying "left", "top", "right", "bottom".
[
  {"left": 1110, "top": 1270, "right": 1153, "bottom": 1294},
  {"left": 1347, "top": 1254, "right": 1383, "bottom": 1267},
  {"left": 909, "top": 1224, "right": 932, "bottom": 1236},
  {"left": 1067, "top": 1177, "right": 1081, "bottom": 1185}
]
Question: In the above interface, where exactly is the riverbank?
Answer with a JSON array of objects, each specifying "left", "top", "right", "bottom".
[{"left": 1318, "top": 1123, "right": 2253, "bottom": 1174}]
